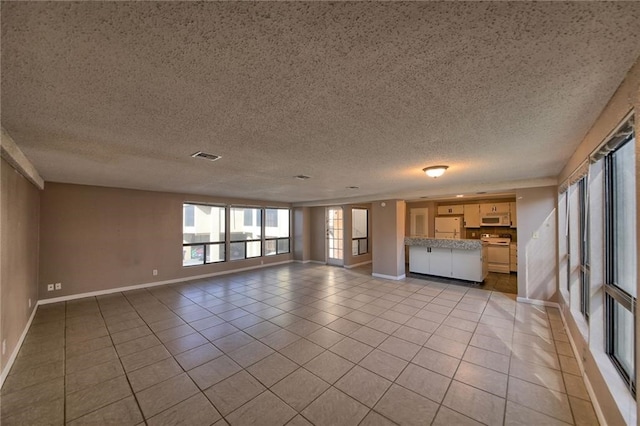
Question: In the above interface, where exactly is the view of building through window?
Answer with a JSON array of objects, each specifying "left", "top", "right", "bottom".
[
  {"left": 182, "top": 204, "right": 225, "bottom": 266},
  {"left": 352, "top": 208, "right": 368, "bottom": 256},
  {"left": 183, "top": 205, "right": 291, "bottom": 264},
  {"left": 265, "top": 208, "right": 290, "bottom": 255}
]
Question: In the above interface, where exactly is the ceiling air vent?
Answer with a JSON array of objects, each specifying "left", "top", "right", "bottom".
[
  {"left": 294, "top": 175, "right": 311, "bottom": 180},
  {"left": 191, "top": 151, "right": 221, "bottom": 161}
]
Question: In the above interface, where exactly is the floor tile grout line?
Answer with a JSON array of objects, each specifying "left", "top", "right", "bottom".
[
  {"left": 95, "top": 293, "right": 150, "bottom": 425},
  {"left": 14, "top": 265, "right": 590, "bottom": 425}
]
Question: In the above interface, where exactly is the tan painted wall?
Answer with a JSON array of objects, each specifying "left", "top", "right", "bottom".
[
  {"left": 372, "top": 200, "right": 405, "bottom": 278},
  {"left": 1, "top": 158, "right": 40, "bottom": 374},
  {"left": 309, "top": 207, "right": 326, "bottom": 262},
  {"left": 515, "top": 186, "right": 558, "bottom": 301},
  {"left": 39, "top": 183, "right": 292, "bottom": 299},
  {"left": 404, "top": 201, "right": 436, "bottom": 237},
  {"left": 293, "top": 207, "right": 311, "bottom": 262}
]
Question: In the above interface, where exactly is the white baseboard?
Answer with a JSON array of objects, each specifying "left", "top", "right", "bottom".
[
  {"left": 38, "top": 260, "right": 294, "bottom": 305},
  {"left": 372, "top": 273, "right": 406, "bottom": 281},
  {"left": 309, "top": 260, "right": 326, "bottom": 265},
  {"left": 0, "top": 304, "right": 38, "bottom": 389},
  {"left": 294, "top": 260, "right": 311, "bottom": 264},
  {"left": 516, "top": 297, "right": 560, "bottom": 309},
  {"left": 344, "top": 260, "right": 372, "bottom": 269}
]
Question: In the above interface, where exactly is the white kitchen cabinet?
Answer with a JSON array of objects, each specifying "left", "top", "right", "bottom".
[
  {"left": 451, "top": 246, "right": 487, "bottom": 282},
  {"left": 429, "top": 247, "right": 453, "bottom": 277},
  {"left": 510, "top": 242, "right": 517, "bottom": 272},
  {"left": 510, "top": 202, "right": 517, "bottom": 228},
  {"left": 437, "top": 205, "right": 464, "bottom": 215},
  {"left": 409, "top": 246, "right": 430, "bottom": 274},
  {"left": 407, "top": 244, "right": 488, "bottom": 282},
  {"left": 480, "top": 202, "right": 510, "bottom": 215},
  {"left": 463, "top": 204, "right": 481, "bottom": 228}
]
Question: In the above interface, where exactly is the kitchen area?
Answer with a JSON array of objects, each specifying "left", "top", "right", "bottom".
[{"left": 405, "top": 196, "right": 518, "bottom": 293}]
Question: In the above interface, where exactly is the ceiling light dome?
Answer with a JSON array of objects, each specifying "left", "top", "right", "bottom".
[{"left": 423, "top": 165, "right": 449, "bottom": 178}]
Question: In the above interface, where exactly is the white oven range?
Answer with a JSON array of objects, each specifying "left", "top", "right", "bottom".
[{"left": 481, "top": 234, "right": 511, "bottom": 274}]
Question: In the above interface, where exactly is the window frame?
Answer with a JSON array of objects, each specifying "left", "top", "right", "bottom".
[
  {"left": 603, "top": 135, "right": 637, "bottom": 396},
  {"left": 264, "top": 208, "right": 291, "bottom": 256},
  {"left": 230, "top": 206, "right": 263, "bottom": 260},
  {"left": 351, "top": 208, "right": 369, "bottom": 256},
  {"left": 182, "top": 203, "right": 226, "bottom": 266},
  {"left": 578, "top": 177, "right": 590, "bottom": 320}
]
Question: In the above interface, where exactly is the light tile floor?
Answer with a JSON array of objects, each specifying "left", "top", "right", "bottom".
[{"left": 1, "top": 264, "right": 598, "bottom": 425}]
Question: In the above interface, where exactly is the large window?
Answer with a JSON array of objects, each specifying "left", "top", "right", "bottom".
[
  {"left": 604, "top": 135, "right": 636, "bottom": 394},
  {"left": 182, "top": 204, "right": 225, "bottom": 266},
  {"left": 578, "top": 177, "right": 590, "bottom": 320},
  {"left": 265, "top": 208, "right": 290, "bottom": 256},
  {"left": 352, "top": 208, "right": 368, "bottom": 256},
  {"left": 230, "top": 207, "right": 262, "bottom": 260}
]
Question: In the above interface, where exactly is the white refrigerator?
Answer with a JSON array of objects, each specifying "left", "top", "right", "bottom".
[{"left": 435, "top": 217, "right": 463, "bottom": 239}]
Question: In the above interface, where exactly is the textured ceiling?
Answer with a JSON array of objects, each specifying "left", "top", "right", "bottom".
[{"left": 2, "top": 2, "right": 640, "bottom": 205}]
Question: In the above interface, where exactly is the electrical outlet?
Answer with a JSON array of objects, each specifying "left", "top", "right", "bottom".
[
  {"left": 152, "top": 269, "right": 158, "bottom": 276},
  {"left": 47, "top": 284, "right": 54, "bottom": 291},
  {"left": 532, "top": 231, "right": 539, "bottom": 239},
  {"left": 28, "top": 298, "right": 31, "bottom": 308},
  {"left": 55, "top": 283, "right": 62, "bottom": 290},
  {"left": 2, "top": 339, "right": 6, "bottom": 355}
]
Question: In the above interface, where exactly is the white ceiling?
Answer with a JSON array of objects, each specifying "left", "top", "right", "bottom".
[{"left": 2, "top": 2, "right": 640, "bottom": 205}]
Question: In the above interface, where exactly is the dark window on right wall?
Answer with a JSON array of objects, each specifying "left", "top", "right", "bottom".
[{"left": 604, "top": 134, "right": 636, "bottom": 396}]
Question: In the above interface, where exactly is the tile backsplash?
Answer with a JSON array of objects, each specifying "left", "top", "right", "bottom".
[{"left": 465, "top": 227, "right": 516, "bottom": 241}]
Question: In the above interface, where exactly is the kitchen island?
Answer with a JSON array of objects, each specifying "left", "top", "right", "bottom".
[{"left": 405, "top": 237, "right": 489, "bottom": 283}]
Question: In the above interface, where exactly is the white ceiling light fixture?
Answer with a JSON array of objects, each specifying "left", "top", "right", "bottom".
[{"left": 423, "top": 165, "right": 449, "bottom": 178}]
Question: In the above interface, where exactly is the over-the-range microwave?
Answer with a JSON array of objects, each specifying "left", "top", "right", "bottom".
[{"left": 481, "top": 213, "right": 511, "bottom": 227}]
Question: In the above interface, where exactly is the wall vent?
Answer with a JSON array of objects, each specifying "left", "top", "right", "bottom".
[
  {"left": 191, "top": 151, "right": 221, "bottom": 161},
  {"left": 294, "top": 175, "right": 311, "bottom": 180}
]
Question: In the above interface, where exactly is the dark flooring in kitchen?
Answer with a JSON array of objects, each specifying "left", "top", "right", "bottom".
[{"left": 405, "top": 268, "right": 518, "bottom": 295}]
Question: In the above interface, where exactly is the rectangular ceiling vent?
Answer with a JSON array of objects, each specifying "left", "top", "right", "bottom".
[{"left": 191, "top": 151, "right": 221, "bottom": 161}]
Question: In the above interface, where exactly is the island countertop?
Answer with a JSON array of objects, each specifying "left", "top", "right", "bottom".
[{"left": 404, "top": 237, "right": 486, "bottom": 250}]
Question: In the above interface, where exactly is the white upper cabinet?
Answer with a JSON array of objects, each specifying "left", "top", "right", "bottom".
[
  {"left": 510, "top": 201, "right": 517, "bottom": 228},
  {"left": 479, "top": 202, "right": 510, "bottom": 215},
  {"left": 463, "top": 204, "right": 481, "bottom": 228},
  {"left": 437, "top": 205, "right": 464, "bottom": 215}
]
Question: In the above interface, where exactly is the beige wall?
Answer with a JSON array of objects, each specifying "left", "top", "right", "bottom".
[
  {"left": 293, "top": 207, "right": 311, "bottom": 262},
  {"left": 515, "top": 186, "right": 558, "bottom": 301},
  {"left": 372, "top": 200, "right": 405, "bottom": 279},
  {"left": 309, "top": 207, "right": 326, "bottom": 262},
  {"left": 1, "top": 158, "right": 40, "bottom": 375},
  {"left": 404, "top": 201, "right": 436, "bottom": 237},
  {"left": 307, "top": 204, "right": 373, "bottom": 267},
  {"left": 39, "top": 183, "right": 292, "bottom": 299}
]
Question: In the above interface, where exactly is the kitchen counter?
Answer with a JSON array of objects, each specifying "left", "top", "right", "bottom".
[
  {"left": 404, "top": 237, "right": 486, "bottom": 250},
  {"left": 405, "top": 237, "right": 488, "bottom": 282}
]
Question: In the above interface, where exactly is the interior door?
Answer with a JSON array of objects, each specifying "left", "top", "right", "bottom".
[
  {"left": 326, "top": 207, "right": 344, "bottom": 266},
  {"left": 410, "top": 208, "right": 429, "bottom": 236}
]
